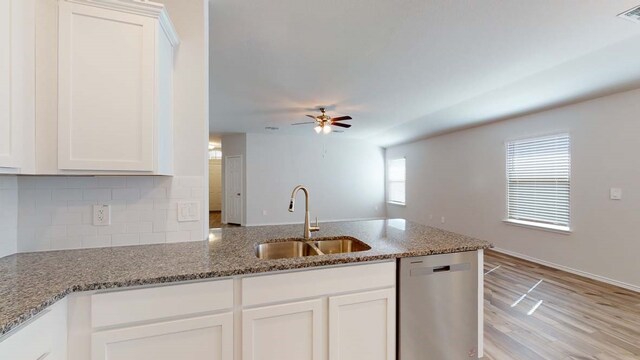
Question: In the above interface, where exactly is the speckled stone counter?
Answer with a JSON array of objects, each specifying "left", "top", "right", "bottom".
[{"left": 0, "top": 219, "right": 491, "bottom": 336}]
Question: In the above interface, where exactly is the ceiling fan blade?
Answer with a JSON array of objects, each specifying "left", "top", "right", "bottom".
[
  {"left": 306, "top": 115, "right": 318, "bottom": 120},
  {"left": 331, "top": 122, "right": 351, "bottom": 128},
  {"left": 291, "top": 121, "right": 316, "bottom": 126},
  {"left": 330, "top": 116, "right": 352, "bottom": 121}
]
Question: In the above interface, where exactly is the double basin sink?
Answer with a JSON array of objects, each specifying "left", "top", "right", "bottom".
[{"left": 256, "top": 236, "right": 371, "bottom": 260}]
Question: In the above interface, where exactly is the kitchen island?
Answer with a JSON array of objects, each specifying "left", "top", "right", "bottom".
[{"left": 0, "top": 219, "right": 491, "bottom": 359}]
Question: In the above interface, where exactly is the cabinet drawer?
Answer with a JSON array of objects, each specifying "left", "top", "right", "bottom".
[
  {"left": 92, "top": 279, "right": 233, "bottom": 328},
  {"left": 242, "top": 261, "right": 395, "bottom": 306}
]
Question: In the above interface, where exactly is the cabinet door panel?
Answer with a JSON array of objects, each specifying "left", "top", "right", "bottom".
[
  {"left": 329, "top": 289, "right": 395, "bottom": 360},
  {"left": 91, "top": 312, "right": 233, "bottom": 360},
  {"left": 58, "top": 2, "right": 154, "bottom": 171},
  {"left": 242, "top": 299, "right": 323, "bottom": 360}
]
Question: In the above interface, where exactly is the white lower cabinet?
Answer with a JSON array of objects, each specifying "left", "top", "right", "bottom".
[
  {"left": 242, "top": 299, "right": 324, "bottom": 360},
  {"left": 4, "top": 261, "right": 397, "bottom": 360},
  {"left": 91, "top": 312, "right": 233, "bottom": 360},
  {"left": 328, "top": 289, "right": 396, "bottom": 360},
  {"left": 0, "top": 299, "right": 67, "bottom": 360}
]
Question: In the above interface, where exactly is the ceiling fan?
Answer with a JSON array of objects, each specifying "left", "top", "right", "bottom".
[{"left": 291, "top": 108, "right": 352, "bottom": 134}]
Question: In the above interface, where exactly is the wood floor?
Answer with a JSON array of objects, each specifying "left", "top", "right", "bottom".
[
  {"left": 483, "top": 250, "right": 640, "bottom": 360},
  {"left": 209, "top": 211, "right": 240, "bottom": 229}
]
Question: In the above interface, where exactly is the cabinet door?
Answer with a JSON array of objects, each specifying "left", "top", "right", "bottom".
[
  {"left": 242, "top": 299, "right": 324, "bottom": 360},
  {"left": 91, "top": 312, "right": 233, "bottom": 360},
  {"left": 58, "top": 2, "right": 155, "bottom": 171},
  {"left": 0, "top": 0, "right": 27, "bottom": 170},
  {"left": 329, "top": 289, "right": 396, "bottom": 360}
]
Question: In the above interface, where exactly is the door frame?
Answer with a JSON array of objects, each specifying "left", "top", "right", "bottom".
[{"left": 223, "top": 155, "right": 243, "bottom": 226}]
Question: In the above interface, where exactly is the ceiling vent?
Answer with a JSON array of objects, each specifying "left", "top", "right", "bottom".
[{"left": 618, "top": 5, "right": 640, "bottom": 23}]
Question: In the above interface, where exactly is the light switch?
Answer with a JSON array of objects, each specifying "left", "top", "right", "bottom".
[
  {"left": 178, "top": 202, "right": 200, "bottom": 222},
  {"left": 610, "top": 188, "right": 622, "bottom": 200}
]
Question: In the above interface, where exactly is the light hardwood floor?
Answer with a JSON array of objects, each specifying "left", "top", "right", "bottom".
[
  {"left": 483, "top": 250, "right": 640, "bottom": 360},
  {"left": 209, "top": 211, "right": 240, "bottom": 229}
]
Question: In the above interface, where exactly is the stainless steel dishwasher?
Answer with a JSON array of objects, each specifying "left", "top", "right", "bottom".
[{"left": 398, "top": 251, "right": 479, "bottom": 359}]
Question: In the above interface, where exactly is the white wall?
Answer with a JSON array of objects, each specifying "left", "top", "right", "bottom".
[
  {"left": 245, "top": 133, "right": 386, "bottom": 226},
  {"left": 386, "top": 88, "right": 640, "bottom": 290},
  {"left": 0, "top": 176, "right": 18, "bottom": 257},
  {"left": 13, "top": 0, "right": 209, "bottom": 252},
  {"left": 209, "top": 159, "right": 222, "bottom": 211}
]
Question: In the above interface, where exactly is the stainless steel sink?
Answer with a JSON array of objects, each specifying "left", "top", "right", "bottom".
[
  {"left": 255, "top": 241, "right": 320, "bottom": 260},
  {"left": 314, "top": 237, "right": 371, "bottom": 254},
  {"left": 256, "top": 237, "right": 370, "bottom": 259}
]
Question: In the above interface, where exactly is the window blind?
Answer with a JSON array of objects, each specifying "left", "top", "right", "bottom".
[
  {"left": 388, "top": 158, "right": 406, "bottom": 204},
  {"left": 506, "top": 134, "right": 571, "bottom": 229}
]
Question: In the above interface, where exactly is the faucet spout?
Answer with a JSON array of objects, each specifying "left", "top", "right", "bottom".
[{"left": 288, "top": 185, "right": 320, "bottom": 239}]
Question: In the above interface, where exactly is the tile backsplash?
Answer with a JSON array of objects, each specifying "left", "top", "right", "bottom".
[
  {"left": 0, "top": 176, "right": 18, "bottom": 257},
  {"left": 17, "top": 176, "right": 205, "bottom": 252}
]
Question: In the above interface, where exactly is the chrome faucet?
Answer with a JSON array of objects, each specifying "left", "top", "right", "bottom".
[{"left": 288, "top": 185, "right": 320, "bottom": 239}]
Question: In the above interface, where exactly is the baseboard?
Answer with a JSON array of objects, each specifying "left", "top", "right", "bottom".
[
  {"left": 491, "top": 247, "right": 640, "bottom": 293},
  {"left": 245, "top": 217, "right": 387, "bottom": 227}
]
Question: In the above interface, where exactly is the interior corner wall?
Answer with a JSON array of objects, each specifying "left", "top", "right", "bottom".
[
  {"left": 386, "top": 87, "right": 640, "bottom": 290},
  {"left": 244, "top": 133, "right": 386, "bottom": 226},
  {"left": 0, "top": 176, "right": 18, "bottom": 257}
]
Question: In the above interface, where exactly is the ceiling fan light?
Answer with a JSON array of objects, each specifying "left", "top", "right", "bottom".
[
  {"left": 323, "top": 124, "right": 332, "bottom": 134},
  {"left": 314, "top": 125, "right": 322, "bottom": 134}
]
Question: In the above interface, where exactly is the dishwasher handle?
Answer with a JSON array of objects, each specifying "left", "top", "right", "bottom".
[{"left": 409, "top": 262, "right": 471, "bottom": 277}]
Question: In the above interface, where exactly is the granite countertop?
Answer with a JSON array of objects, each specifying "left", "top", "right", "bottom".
[{"left": 0, "top": 219, "right": 492, "bottom": 336}]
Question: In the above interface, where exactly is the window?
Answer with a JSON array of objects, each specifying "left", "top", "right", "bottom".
[
  {"left": 506, "top": 133, "right": 571, "bottom": 232},
  {"left": 388, "top": 158, "right": 406, "bottom": 205}
]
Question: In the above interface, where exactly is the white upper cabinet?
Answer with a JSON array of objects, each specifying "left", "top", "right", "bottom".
[
  {"left": 0, "top": 0, "right": 35, "bottom": 173},
  {"left": 57, "top": 0, "right": 178, "bottom": 174}
]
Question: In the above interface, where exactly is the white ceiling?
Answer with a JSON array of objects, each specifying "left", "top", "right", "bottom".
[{"left": 209, "top": 0, "right": 640, "bottom": 147}]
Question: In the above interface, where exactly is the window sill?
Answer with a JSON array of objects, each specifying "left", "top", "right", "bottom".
[
  {"left": 503, "top": 219, "right": 571, "bottom": 235},
  {"left": 387, "top": 201, "right": 406, "bottom": 207}
]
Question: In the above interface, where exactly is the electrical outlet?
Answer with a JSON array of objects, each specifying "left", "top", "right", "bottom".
[
  {"left": 93, "top": 204, "right": 111, "bottom": 226},
  {"left": 178, "top": 202, "right": 200, "bottom": 222},
  {"left": 610, "top": 188, "right": 622, "bottom": 200}
]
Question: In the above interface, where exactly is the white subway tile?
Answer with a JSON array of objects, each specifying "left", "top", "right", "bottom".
[
  {"left": 190, "top": 229, "right": 206, "bottom": 241},
  {"left": 112, "top": 233, "right": 140, "bottom": 247},
  {"left": 83, "top": 189, "right": 112, "bottom": 201},
  {"left": 141, "top": 187, "right": 166, "bottom": 199},
  {"left": 179, "top": 176, "right": 203, "bottom": 188},
  {"left": 18, "top": 176, "right": 37, "bottom": 189},
  {"left": 19, "top": 236, "right": 51, "bottom": 252},
  {"left": 140, "top": 233, "right": 166, "bottom": 245},
  {"left": 97, "top": 176, "right": 127, "bottom": 188},
  {"left": 97, "top": 223, "right": 127, "bottom": 235},
  {"left": 51, "top": 236, "right": 82, "bottom": 250},
  {"left": 168, "top": 187, "right": 190, "bottom": 199},
  {"left": 166, "top": 231, "right": 191, "bottom": 243},
  {"left": 191, "top": 188, "right": 204, "bottom": 198},
  {"left": 179, "top": 221, "right": 202, "bottom": 231},
  {"left": 112, "top": 209, "right": 141, "bottom": 224},
  {"left": 82, "top": 235, "right": 112, "bottom": 249},
  {"left": 36, "top": 225, "right": 67, "bottom": 240},
  {"left": 126, "top": 198, "right": 154, "bottom": 211},
  {"left": 67, "top": 224, "right": 98, "bottom": 237},
  {"left": 126, "top": 222, "right": 153, "bottom": 234},
  {"left": 153, "top": 176, "right": 173, "bottom": 188},
  {"left": 112, "top": 188, "right": 140, "bottom": 201},
  {"left": 52, "top": 188, "right": 83, "bottom": 201},
  {"left": 67, "top": 176, "right": 99, "bottom": 189},
  {"left": 126, "top": 176, "right": 155, "bottom": 188},
  {"left": 36, "top": 176, "right": 67, "bottom": 189},
  {"left": 51, "top": 211, "right": 82, "bottom": 225}
]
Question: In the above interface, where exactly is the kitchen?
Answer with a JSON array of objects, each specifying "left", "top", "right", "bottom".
[{"left": 2, "top": 0, "right": 640, "bottom": 359}]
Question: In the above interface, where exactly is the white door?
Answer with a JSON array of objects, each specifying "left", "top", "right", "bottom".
[
  {"left": 329, "top": 289, "right": 396, "bottom": 360},
  {"left": 91, "top": 313, "right": 233, "bottom": 360},
  {"left": 57, "top": 2, "right": 155, "bottom": 171},
  {"left": 224, "top": 155, "right": 242, "bottom": 225},
  {"left": 242, "top": 299, "right": 324, "bottom": 360}
]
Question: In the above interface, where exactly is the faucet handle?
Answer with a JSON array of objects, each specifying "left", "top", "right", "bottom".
[{"left": 310, "top": 217, "right": 320, "bottom": 232}]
